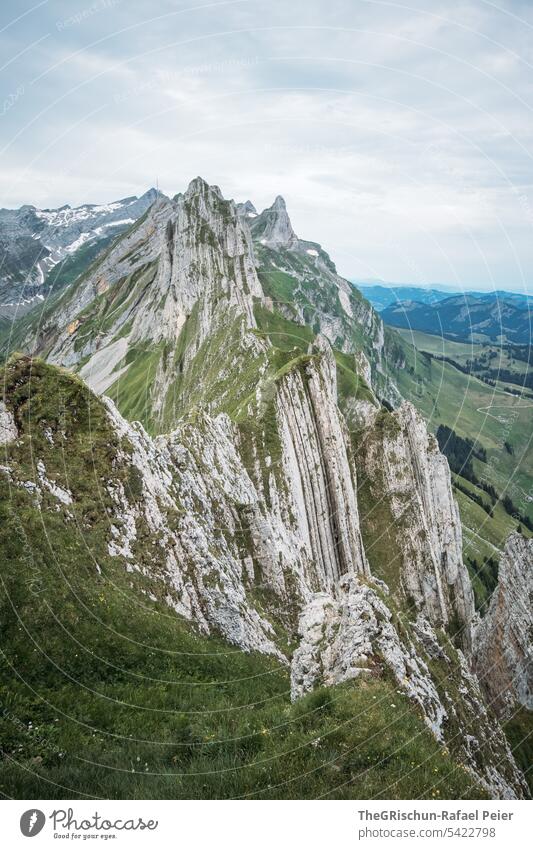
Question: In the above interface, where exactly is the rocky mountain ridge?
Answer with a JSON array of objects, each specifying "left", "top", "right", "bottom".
[
  {"left": 19, "top": 178, "right": 396, "bottom": 421},
  {"left": 251, "top": 196, "right": 392, "bottom": 399},
  {"left": 1, "top": 177, "right": 530, "bottom": 798}
]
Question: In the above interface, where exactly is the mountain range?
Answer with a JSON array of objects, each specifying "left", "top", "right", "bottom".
[
  {"left": 0, "top": 189, "right": 160, "bottom": 318},
  {"left": 358, "top": 282, "right": 533, "bottom": 314},
  {"left": 380, "top": 292, "right": 532, "bottom": 344},
  {"left": 356, "top": 283, "right": 454, "bottom": 311},
  {"left": 0, "top": 177, "right": 531, "bottom": 800}
]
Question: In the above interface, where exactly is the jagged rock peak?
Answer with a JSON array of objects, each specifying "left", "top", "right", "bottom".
[
  {"left": 237, "top": 200, "right": 257, "bottom": 217},
  {"left": 116, "top": 177, "right": 264, "bottom": 344},
  {"left": 134, "top": 186, "right": 161, "bottom": 203},
  {"left": 474, "top": 532, "right": 533, "bottom": 716},
  {"left": 184, "top": 175, "right": 223, "bottom": 201},
  {"left": 250, "top": 193, "right": 297, "bottom": 248}
]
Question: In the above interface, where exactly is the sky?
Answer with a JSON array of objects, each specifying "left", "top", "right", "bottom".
[{"left": 1, "top": 0, "right": 533, "bottom": 291}]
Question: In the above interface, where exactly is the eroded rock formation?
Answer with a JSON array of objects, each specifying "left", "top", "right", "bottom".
[{"left": 474, "top": 533, "right": 533, "bottom": 716}]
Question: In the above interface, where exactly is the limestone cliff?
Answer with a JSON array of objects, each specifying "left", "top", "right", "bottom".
[
  {"left": 474, "top": 533, "right": 533, "bottom": 716},
  {"left": 272, "top": 337, "right": 369, "bottom": 593},
  {"left": 355, "top": 401, "right": 475, "bottom": 648},
  {"left": 290, "top": 577, "right": 526, "bottom": 799}
]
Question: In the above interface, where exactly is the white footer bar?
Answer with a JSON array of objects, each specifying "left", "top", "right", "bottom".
[{"left": 3, "top": 799, "right": 530, "bottom": 848}]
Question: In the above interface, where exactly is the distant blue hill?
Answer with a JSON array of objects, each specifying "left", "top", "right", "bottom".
[
  {"left": 355, "top": 283, "right": 451, "bottom": 311},
  {"left": 355, "top": 282, "right": 533, "bottom": 313},
  {"left": 376, "top": 290, "right": 533, "bottom": 344}
]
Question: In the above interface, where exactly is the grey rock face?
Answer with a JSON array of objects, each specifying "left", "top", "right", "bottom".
[
  {"left": 356, "top": 401, "right": 475, "bottom": 647},
  {"left": 0, "top": 401, "right": 18, "bottom": 444},
  {"left": 474, "top": 533, "right": 533, "bottom": 715},
  {"left": 291, "top": 576, "right": 447, "bottom": 736},
  {"left": 0, "top": 206, "right": 48, "bottom": 313},
  {"left": 290, "top": 577, "right": 527, "bottom": 799},
  {"left": 148, "top": 177, "right": 263, "bottom": 340},
  {"left": 102, "top": 397, "right": 283, "bottom": 657},
  {"left": 274, "top": 340, "right": 368, "bottom": 593}
]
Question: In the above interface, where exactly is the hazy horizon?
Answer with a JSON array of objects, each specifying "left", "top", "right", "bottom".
[{"left": 352, "top": 278, "right": 533, "bottom": 296}]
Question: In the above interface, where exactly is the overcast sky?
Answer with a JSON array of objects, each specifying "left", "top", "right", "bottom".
[{"left": 1, "top": 0, "right": 533, "bottom": 290}]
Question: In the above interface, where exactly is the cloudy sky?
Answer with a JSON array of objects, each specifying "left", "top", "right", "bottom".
[{"left": 1, "top": 0, "right": 533, "bottom": 290}]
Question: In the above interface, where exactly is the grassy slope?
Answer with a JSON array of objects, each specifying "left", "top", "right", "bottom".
[
  {"left": 503, "top": 708, "right": 533, "bottom": 792},
  {"left": 256, "top": 244, "right": 372, "bottom": 355},
  {"left": 252, "top": 303, "right": 374, "bottom": 405},
  {"left": 395, "top": 328, "right": 532, "bottom": 380},
  {"left": 105, "top": 310, "right": 274, "bottom": 435},
  {"left": 391, "top": 334, "right": 533, "bottom": 539},
  {"left": 104, "top": 300, "right": 375, "bottom": 437},
  {"left": 0, "top": 356, "right": 483, "bottom": 800}
]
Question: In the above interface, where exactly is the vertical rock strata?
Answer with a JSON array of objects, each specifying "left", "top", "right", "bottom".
[
  {"left": 474, "top": 533, "right": 533, "bottom": 716},
  {"left": 274, "top": 339, "right": 368, "bottom": 595}
]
